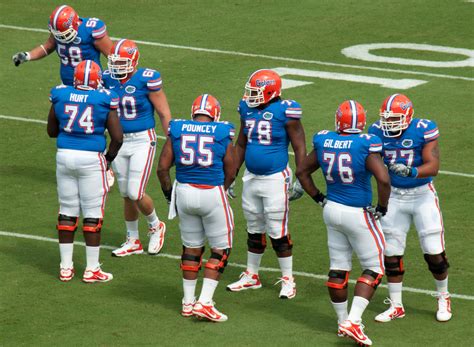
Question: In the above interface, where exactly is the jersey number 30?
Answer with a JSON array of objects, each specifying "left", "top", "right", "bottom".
[{"left": 180, "top": 135, "right": 214, "bottom": 167}]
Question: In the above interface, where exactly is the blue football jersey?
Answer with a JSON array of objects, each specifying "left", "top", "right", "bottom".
[
  {"left": 238, "top": 98, "right": 302, "bottom": 175},
  {"left": 313, "top": 130, "right": 383, "bottom": 207},
  {"left": 369, "top": 118, "right": 439, "bottom": 188},
  {"left": 103, "top": 68, "right": 162, "bottom": 133},
  {"left": 54, "top": 17, "right": 107, "bottom": 86},
  {"left": 49, "top": 85, "right": 119, "bottom": 152},
  {"left": 169, "top": 119, "right": 235, "bottom": 186}
]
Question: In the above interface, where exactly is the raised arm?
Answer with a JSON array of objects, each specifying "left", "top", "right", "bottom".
[{"left": 13, "top": 35, "right": 56, "bottom": 66}]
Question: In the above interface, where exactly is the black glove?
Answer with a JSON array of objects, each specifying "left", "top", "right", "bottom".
[
  {"left": 12, "top": 52, "right": 30, "bottom": 66},
  {"left": 311, "top": 191, "right": 327, "bottom": 207},
  {"left": 365, "top": 204, "right": 387, "bottom": 220},
  {"left": 162, "top": 187, "right": 172, "bottom": 204}
]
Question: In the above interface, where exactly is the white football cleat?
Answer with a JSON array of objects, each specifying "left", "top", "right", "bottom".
[
  {"left": 182, "top": 298, "right": 196, "bottom": 317},
  {"left": 435, "top": 293, "right": 452, "bottom": 322},
  {"left": 226, "top": 271, "right": 262, "bottom": 292},
  {"left": 59, "top": 266, "right": 75, "bottom": 282},
  {"left": 82, "top": 267, "right": 113, "bottom": 283},
  {"left": 112, "top": 238, "right": 144, "bottom": 257},
  {"left": 275, "top": 276, "right": 296, "bottom": 299},
  {"left": 338, "top": 320, "right": 372, "bottom": 346},
  {"left": 148, "top": 221, "right": 166, "bottom": 255},
  {"left": 192, "top": 301, "right": 228, "bottom": 322},
  {"left": 375, "top": 298, "right": 406, "bottom": 322}
]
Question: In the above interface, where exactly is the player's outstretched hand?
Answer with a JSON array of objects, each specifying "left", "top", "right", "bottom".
[
  {"left": 288, "top": 179, "right": 304, "bottom": 201},
  {"left": 12, "top": 52, "right": 30, "bottom": 66},
  {"left": 227, "top": 181, "right": 236, "bottom": 199},
  {"left": 364, "top": 204, "right": 387, "bottom": 220},
  {"left": 389, "top": 163, "right": 413, "bottom": 177}
]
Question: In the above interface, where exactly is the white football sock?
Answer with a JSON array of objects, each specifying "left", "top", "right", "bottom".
[
  {"left": 331, "top": 300, "right": 349, "bottom": 324},
  {"left": 59, "top": 243, "right": 74, "bottom": 269},
  {"left": 247, "top": 251, "right": 263, "bottom": 274},
  {"left": 388, "top": 282, "right": 403, "bottom": 305},
  {"left": 198, "top": 278, "right": 219, "bottom": 304},
  {"left": 183, "top": 278, "right": 197, "bottom": 303},
  {"left": 348, "top": 296, "right": 370, "bottom": 323},
  {"left": 145, "top": 209, "right": 160, "bottom": 228},
  {"left": 125, "top": 220, "right": 139, "bottom": 240},
  {"left": 278, "top": 255, "right": 293, "bottom": 278},
  {"left": 85, "top": 246, "right": 100, "bottom": 270},
  {"left": 435, "top": 277, "right": 449, "bottom": 294}
]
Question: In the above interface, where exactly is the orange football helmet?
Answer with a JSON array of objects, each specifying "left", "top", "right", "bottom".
[
  {"left": 380, "top": 93, "right": 414, "bottom": 137},
  {"left": 74, "top": 60, "right": 102, "bottom": 90},
  {"left": 244, "top": 69, "right": 282, "bottom": 107},
  {"left": 191, "top": 94, "right": 221, "bottom": 121},
  {"left": 108, "top": 39, "right": 140, "bottom": 80},
  {"left": 48, "top": 5, "right": 79, "bottom": 44},
  {"left": 335, "top": 100, "right": 366, "bottom": 133}
]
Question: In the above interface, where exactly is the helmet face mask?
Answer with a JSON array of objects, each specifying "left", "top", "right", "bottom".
[
  {"left": 379, "top": 94, "right": 414, "bottom": 138},
  {"left": 108, "top": 39, "right": 140, "bottom": 80},
  {"left": 335, "top": 100, "right": 366, "bottom": 134},
  {"left": 49, "top": 5, "right": 79, "bottom": 44},
  {"left": 191, "top": 94, "right": 221, "bottom": 121},
  {"left": 243, "top": 69, "right": 282, "bottom": 108}
]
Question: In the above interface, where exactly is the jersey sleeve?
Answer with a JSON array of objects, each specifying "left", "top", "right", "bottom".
[
  {"left": 368, "top": 121, "right": 382, "bottom": 136},
  {"left": 169, "top": 119, "right": 183, "bottom": 139},
  {"left": 283, "top": 100, "right": 302, "bottom": 120},
  {"left": 419, "top": 119, "right": 439, "bottom": 142},
  {"left": 49, "top": 87, "right": 58, "bottom": 103},
  {"left": 367, "top": 134, "right": 383, "bottom": 153},
  {"left": 108, "top": 90, "right": 119, "bottom": 110},
  {"left": 145, "top": 70, "right": 163, "bottom": 92},
  {"left": 88, "top": 18, "right": 107, "bottom": 40},
  {"left": 238, "top": 99, "right": 246, "bottom": 119}
]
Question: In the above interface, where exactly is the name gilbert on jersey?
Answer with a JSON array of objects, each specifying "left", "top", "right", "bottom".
[
  {"left": 181, "top": 123, "right": 218, "bottom": 133},
  {"left": 69, "top": 93, "right": 89, "bottom": 103},
  {"left": 323, "top": 139, "right": 353, "bottom": 149}
]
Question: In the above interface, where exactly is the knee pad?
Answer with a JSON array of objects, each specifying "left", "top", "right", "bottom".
[
  {"left": 385, "top": 256, "right": 405, "bottom": 277},
  {"left": 180, "top": 246, "right": 205, "bottom": 272},
  {"left": 357, "top": 269, "right": 383, "bottom": 289},
  {"left": 326, "top": 270, "right": 350, "bottom": 290},
  {"left": 205, "top": 249, "right": 231, "bottom": 274},
  {"left": 270, "top": 235, "right": 293, "bottom": 253},
  {"left": 247, "top": 232, "right": 267, "bottom": 251},
  {"left": 424, "top": 252, "right": 450, "bottom": 275},
  {"left": 57, "top": 214, "right": 79, "bottom": 232},
  {"left": 82, "top": 218, "right": 103, "bottom": 233}
]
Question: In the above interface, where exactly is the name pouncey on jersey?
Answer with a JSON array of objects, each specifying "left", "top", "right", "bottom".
[
  {"left": 54, "top": 17, "right": 107, "bottom": 86},
  {"left": 103, "top": 68, "right": 162, "bottom": 133},
  {"left": 369, "top": 118, "right": 439, "bottom": 189},
  {"left": 50, "top": 85, "right": 119, "bottom": 152},
  {"left": 238, "top": 98, "right": 302, "bottom": 175},
  {"left": 313, "top": 130, "right": 383, "bottom": 208},
  {"left": 169, "top": 119, "right": 235, "bottom": 186}
]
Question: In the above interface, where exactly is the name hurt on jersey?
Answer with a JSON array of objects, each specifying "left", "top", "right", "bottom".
[
  {"left": 323, "top": 139, "right": 353, "bottom": 149},
  {"left": 181, "top": 123, "right": 218, "bottom": 134},
  {"left": 69, "top": 93, "right": 90, "bottom": 103}
]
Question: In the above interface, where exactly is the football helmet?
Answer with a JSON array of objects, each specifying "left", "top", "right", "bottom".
[
  {"left": 48, "top": 5, "right": 79, "bottom": 44},
  {"left": 335, "top": 100, "right": 366, "bottom": 133},
  {"left": 74, "top": 60, "right": 102, "bottom": 90},
  {"left": 244, "top": 69, "right": 282, "bottom": 108},
  {"left": 108, "top": 39, "right": 140, "bottom": 80},
  {"left": 191, "top": 94, "right": 221, "bottom": 121},
  {"left": 380, "top": 93, "right": 414, "bottom": 137}
]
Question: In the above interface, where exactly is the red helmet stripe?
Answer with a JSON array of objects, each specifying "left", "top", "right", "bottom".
[
  {"left": 114, "top": 39, "right": 127, "bottom": 55},
  {"left": 84, "top": 60, "right": 91, "bottom": 87},
  {"left": 386, "top": 94, "right": 399, "bottom": 112},
  {"left": 52, "top": 5, "right": 68, "bottom": 30},
  {"left": 349, "top": 100, "right": 357, "bottom": 129}
]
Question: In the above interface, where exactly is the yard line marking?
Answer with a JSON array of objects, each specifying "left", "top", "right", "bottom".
[
  {"left": 1, "top": 23, "right": 474, "bottom": 82},
  {"left": 2, "top": 114, "right": 473, "bottom": 178},
  {"left": 1, "top": 230, "right": 473, "bottom": 301}
]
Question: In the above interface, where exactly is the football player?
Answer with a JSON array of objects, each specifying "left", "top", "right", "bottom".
[
  {"left": 47, "top": 60, "right": 123, "bottom": 282},
  {"left": 369, "top": 94, "right": 451, "bottom": 322},
  {"left": 12, "top": 5, "right": 113, "bottom": 86},
  {"left": 157, "top": 94, "right": 235, "bottom": 322},
  {"left": 297, "top": 100, "right": 390, "bottom": 346},
  {"left": 226, "top": 69, "right": 306, "bottom": 299},
  {"left": 103, "top": 39, "right": 172, "bottom": 257}
]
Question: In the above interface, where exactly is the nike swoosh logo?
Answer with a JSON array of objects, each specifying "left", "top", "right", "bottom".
[
  {"left": 384, "top": 142, "right": 391, "bottom": 146},
  {"left": 246, "top": 112, "right": 252, "bottom": 115}
]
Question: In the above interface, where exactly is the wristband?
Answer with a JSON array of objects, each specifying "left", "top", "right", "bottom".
[
  {"left": 376, "top": 204, "right": 387, "bottom": 215},
  {"left": 25, "top": 52, "right": 31, "bottom": 61},
  {"left": 311, "top": 191, "right": 326, "bottom": 204},
  {"left": 410, "top": 167, "right": 419, "bottom": 178}
]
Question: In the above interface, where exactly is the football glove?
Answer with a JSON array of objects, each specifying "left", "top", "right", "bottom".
[
  {"left": 365, "top": 204, "right": 387, "bottom": 220},
  {"left": 226, "top": 181, "right": 236, "bottom": 199},
  {"left": 12, "top": 52, "right": 30, "bottom": 66},
  {"left": 389, "top": 163, "right": 418, "bottom": 178},
  {"left": 162, "top": 187, "right": 172, "bottom": 204},
  {"left": 106, "top": 169, "right": 115, "bottom": 187},
  {"left": 311, "top": 191, "right": 327, "bottom": 207},
  {"left": 288, "top": 179, "right": 304, "bottom": 201}
]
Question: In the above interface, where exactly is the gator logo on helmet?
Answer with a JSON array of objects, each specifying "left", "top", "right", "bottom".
[
  {"left": 256, "top": 79, "right": 276, "bottom": 87},
  {"left": 63, "top": 13, "right": 75, "bottom": 29},
  {"left": 126, "top": 47, "right": 137, "bottom": 55},
  {"left": 399, "top": 101, "right": 413, "bottom": 111}
]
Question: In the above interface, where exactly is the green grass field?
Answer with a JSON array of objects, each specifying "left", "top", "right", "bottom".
[{"left": 1, "top": 1, "right": 473, "bottom": 345}]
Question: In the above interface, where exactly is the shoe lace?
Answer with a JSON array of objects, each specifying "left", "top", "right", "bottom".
[
  {"left": 274, "top": 276, "right": 293, "bottom": 286},
  {"left": 383, "top": 297, "right": 394, "bottom": 305}
]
